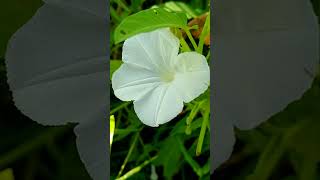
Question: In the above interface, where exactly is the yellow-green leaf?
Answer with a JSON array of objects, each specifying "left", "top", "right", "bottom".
[{"left": 114, "top": 8, "right": 188, "bottom": 44}]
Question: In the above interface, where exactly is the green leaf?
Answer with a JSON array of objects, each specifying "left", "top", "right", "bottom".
[
  {"left": 153, "top": 1, "right": 200, "bottom": 19},
  {"left": 114, "top": 8, "right": 188, "bottom": 43},
  {"left": 110, "top": 60, "right": 123, "bottom": 80},
  {"left": 154, "top": 136, "right": 182, "bottom": 178}
]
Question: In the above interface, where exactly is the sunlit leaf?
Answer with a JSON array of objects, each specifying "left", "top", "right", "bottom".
[
  {"left": 114, "top": 8, "right": 188, "bottom": 43},
  {"left": 153, "top": 1, "right": 200, "bottom": 19},
  {"left": 110, "top": 115, "right": 115, "bottom": 146}
]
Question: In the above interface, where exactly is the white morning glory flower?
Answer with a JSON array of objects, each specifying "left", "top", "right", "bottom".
[
  {"left": 4, "top": 0, "right": 319, "bottom": 178},
  {"left": 5, "top": 1, "right": 108, "bottom": 180},
  {"left": 112, "top": 28, "right": 210, "bottom": 127},
  {"left": 212, "top": 0, "right": 319, "bottom": 172}
]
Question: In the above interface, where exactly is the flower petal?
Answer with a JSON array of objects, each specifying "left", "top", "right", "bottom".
[
  {"left": 5, "top": 4, "right": 107, "bottom": 125},
  {"left": 172, "top": 52, "right": 210, "bottom": 103},
  {"left": 43, "top": 0, "right": 107, "bottom": 18},
  {"left": 133, "top": 84, "right": 183, "bottom": 127},
  {"left": 112, "top": 63, "right": 161, "bottom": 101},
  {"left": 122, "top": 28, "right": 180, "bottom": 72},
  {"left": 74, "top": 109, "right": 108, "bottom": 180},
  {"left": 213, "top": 0, "right": 319, "bottom": 129}
]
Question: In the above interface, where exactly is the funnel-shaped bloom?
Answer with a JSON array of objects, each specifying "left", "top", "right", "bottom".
[{"left": 112, "top": 28, "right": 210, "bottom": 127}]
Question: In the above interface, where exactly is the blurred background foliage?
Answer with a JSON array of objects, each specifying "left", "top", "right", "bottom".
[{"left": 0, "top": 0, "right": 319, "bottom": 180}]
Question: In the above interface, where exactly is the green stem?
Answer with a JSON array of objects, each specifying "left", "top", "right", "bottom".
[
  {"left": 197, "top": 13, "right": 210, "bottom": 54},
  {"left": 110, "top": 102, "right": 131, "bottom": 114},
  {"left": 196, "top": 109, "right": 209, "bottom": 156},
  {"left": 185, "top": 101, "right": 205, "bottom": 135},
  {"left": 110, "top": 7, "right": 121, "bottom": 23},
  {"left": 185, "top": 29, "right": 198, "bottom": 51},
  {"left": 116, "top": 156, "right": 158, "bottom": 180},
  {"left": 206, "top": 51, "right": 210, "bottom": 61},
  {"left": 113, "top": 0, "right": 130, "bottom": 12},
  {"left": 117, "top": 132, "right": 139, "bottom": 178},
  {"left": 180, "top": 37, "right": 191, "bottom": 52},
  {"left": 176, "top": 137, "right": 202, "bottom": 177}
]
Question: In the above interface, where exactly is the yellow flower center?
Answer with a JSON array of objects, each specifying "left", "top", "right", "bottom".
[{"left": 160, "top": 72, "right": 175, "bottom": 83}]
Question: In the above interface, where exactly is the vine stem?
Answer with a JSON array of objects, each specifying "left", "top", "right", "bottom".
[
  {"left": 184, "top": 28, "right": 198, "bottom": 51},
  {"left": 116, "top": 156, "right": 158, "bottom": 180},
  {"left": 117, "top": 132, "right": 139, "bottom": 178},
  {"left": 176, "top": 136, "right": 203, "bottom": 177},
  {"left": 110, "top": 102, "right": 131, "bottom": 114},
  {"left": 206, "top": 51, "right": 210, "bottom": 61},
  {"left": 180, "top": 37, "right": 191, "bottom": 52},
  {"left": 197, "top": 12, "right": 210, "bottom": 54},
  {"left": 196, "top": 107, "right": 210, "bottom": 156}
]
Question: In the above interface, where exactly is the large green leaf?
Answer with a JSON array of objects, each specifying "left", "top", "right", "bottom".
[
  {"left": 153, "top": 1, "right": 201, "bottom": 19},
  {"left": 114, "top": 8, "right": 188, "bottom": 44}
]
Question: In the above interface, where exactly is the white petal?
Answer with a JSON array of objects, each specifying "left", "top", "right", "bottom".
[
  {"left": 122, "top": 28, "right": 180, "bottom": 72},
  {"left": 112, "top": 63, "right": 161, "bottom": 101},
  {"left": 44, "top": 0, "right": 107, "bottom": 18},
  {"left": 212, "top": 97, "right": 235, "bottom": 172},
  {"left": 74, "top": 109, "right": 108, "bottom": 180},
  {"left": 5, "top": 4, "right": 108, "bottom": 125},
  {"left": 133, "top": 84, "right": 183, "bottom": 127},
  {"left": 213, "top": 0, "right": 319, "bottom": 129},
  {"left": 172, "top": 52, "right": 210, "bottom": 103}
]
